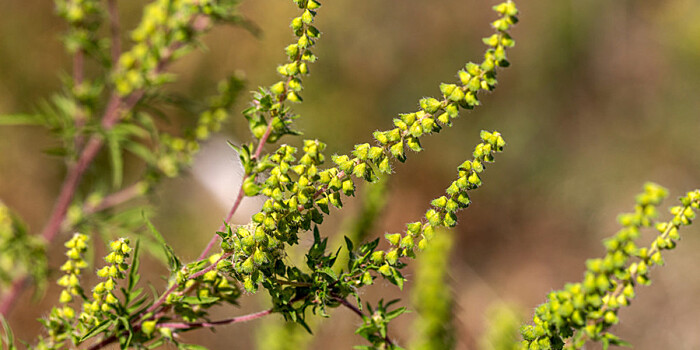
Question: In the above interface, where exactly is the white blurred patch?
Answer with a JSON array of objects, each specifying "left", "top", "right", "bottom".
[{"left": 190, "top": 136, "right": 265, "bottom": 224}]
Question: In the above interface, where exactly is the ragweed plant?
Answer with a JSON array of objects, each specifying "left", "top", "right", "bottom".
[
  {"left": 0, "top": 0, "right": 698, "bottom": 349},
  {"left": 519, "top": 185, "right": 700, "bottom": 350}
]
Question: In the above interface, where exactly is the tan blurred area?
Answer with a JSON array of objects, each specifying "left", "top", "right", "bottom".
[{"left": 1, "top": 0, "right": 700, "bottom": 349}]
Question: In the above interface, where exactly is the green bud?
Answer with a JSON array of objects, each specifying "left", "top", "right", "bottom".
[
  {"left": 287, "top": 91, "right": 302, "bottom": 102},
  {"left": 361, "top": 272, "right": 373, "bottom": 285},
  {"left": 242, "top": 257, "right": 255, "bottom": 273},
  {"left": 399, "top": 235, "right": 414, "bottom": 250},
  {"left": 142, "top": 320, "right": 157, "bottom": 336},
  {"left": 419, "top": 98, "right": 442, "bottom": 114},
  {"left": 603, "top": 311, "right": 618, "bottom": 324},
  {"left": 426, "top": 209, "right": 442, "bottom": 227},
  {"left": 385, "top": 233, "right": 401, "bottom": 246},
  {"left": 301, "top": 9, "right": 314, "bottom": 24},
  {"left": 465, "top": 62, "right": 481, "bottom": 76},
  {"left": 242, "top": 177, "right": 260, "bottom": 196},
  {"left": 298, "top": 35, "right": 311, "bottom": 49},
  {"left": 291, "top": 17, "right": 303, "bottom": 31},
  {"left": 59, "top": 290, "right": 72, "bottom": 304},
  {"left": 368, "top": 146, "right": 384, "bottom": 161},
  {"left": 253, "top": 249, "right": 268, "bottom": 265},
  {"left": 299, "top": 62, "right": 309, "bottom": 74},
  {"left": 378, "top": 264, "right": 392, "bottom": 276},
  {"left": 406, "top": 137, "right": 422, "bottom": 152},
  {"left": 386, "top": 249, "right": 399, "bottom": 265},
  {"left": 407, "top": 222, "right": 421, "bottom": 236},
  {"left": 244, "top": 276, "right": 256, "bottom": 293},
  {"left": 342, "top": 179, "right": 355, "bottom": 195},
  {"left": 373, "top": 131, "right": 389, "bottom": 144},
  {"left": 307, "top": 0, "right": 321, "bottom": 9},
  {"left": 390, "top": 142, "right": 405, "bottom": 161},
  {"left": 431, "top": 196, "right": 448, "bottom": 208},
  {"left": 353, "top": 162, "right": 367, "bottom": 178},
  {"left": 371, "top": 251, "right": 384, "bottom": 265}
]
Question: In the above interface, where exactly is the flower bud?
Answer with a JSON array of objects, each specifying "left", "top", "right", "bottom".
[{"left": 385, "top": 233, "right": 401, "bottom": 246}]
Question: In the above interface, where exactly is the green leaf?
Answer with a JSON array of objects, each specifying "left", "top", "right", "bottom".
[
  {"left": 123, "top": 142, "right": 155, "bottom": 163},
  {"left": 181, "top": 296, "right": 220, "bottom": 305},
  {"left": 144, "top": 214, "right": 181, "bottom": 271},
  {"left": 0, "top": 114, "right": 44, "bottom": 126},
  {"left": 0, "top": 316, "right": 17, "bottom": 350},
  {"left": 118, "top": 316, "right": 133, "bottom": 349},
  {"left": 107, "top": 133, "right": 123, "bottom": 188},
  {"left": 79, "top": 319, "right": 113, "bottom": 343},
  {"left": 178, "top": 344, "right": 209, "bottom": 350},
  {"left": 128, "top": 239, "right": 141, "bottom": 293}
]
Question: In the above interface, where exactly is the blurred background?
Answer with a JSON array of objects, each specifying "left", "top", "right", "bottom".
[{"left": 1, "top": 0, "right": 700, "bottom": 348}]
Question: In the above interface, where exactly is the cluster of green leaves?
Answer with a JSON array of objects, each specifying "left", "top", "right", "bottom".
[
  {"left": 35, "top": 235, "right": 140, "bottom": 349},
  {"left": 0, "top": 203, "right": 47, "bottom": 295},
  {"left": 520, "top": 185, "right": 700, "bottom": 350}
]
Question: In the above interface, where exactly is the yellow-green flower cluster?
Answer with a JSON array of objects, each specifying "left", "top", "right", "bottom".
[
  {"left": 371, "top": 131, "right": 505, "bottom": 286},
  {"left": 56, "top": 234, "right": 90, "bottom": 318},
  {"left": 176, "top": 253, "right": 240, "bottom": 307},
  {"left": 41, "top": 234, "right": 89, "bottom": 347},
  {"left": 520, "top": 185, "right": 700, "bottom": 350},
  {"left": 227, "top": 140, "right": 343, "bottom": 292},
  {"left": 54, "top": 0, "right": 102, "bottom": 54},
  {"left": 154, "top": 76, "right": 243, "bottom": 178},
  {"left": 0, "top": 202, "right": 47, "bottom": 292},
  {"left": 81, "top": 238, "right": 131, "bottom": 323},
  {"left": 113, "top": 0, "right": 219, "bottom": 96},
  {"left": 331, "top": 1, "right": 517, "bottom": 197},
  {"left": 243, "top": 0, "right": 322, "bottom": 144}
]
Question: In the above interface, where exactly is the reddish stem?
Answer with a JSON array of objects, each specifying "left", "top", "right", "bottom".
[
  {"left": 331, "top": 295, "right": 396, "bottom": 347},
  {"left": 158, "top": 309, "right": 272, "bottom": 330},
  {"left": 107, "top": 0, "right": 121, "bottom": 64},
  {"left": 84, "top": 182, "right": 144, "bottom": 214},
  {"left": 143, "top": 252, "right": 232, "bottom": 316},
  {"left": 197, "top": 118, "right": 275, "bottom": 259}
]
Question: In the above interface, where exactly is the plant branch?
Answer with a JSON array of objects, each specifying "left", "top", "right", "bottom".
[
  {"left": 107, "top": 0, "right": 121, "bottom": 64},
  {"left": 142, "top": 252, "right": 232, "bottom": 317},
  {"left": 331, "top": 295, "right": 396, "bottom": 347},
  {"left": 73, "top": 49, "right": 86, "bottom": 150},
  {"left": 159, "top": 309, "right": 273, "bottom": 330},
  {"left": 83, "top": 182, "right": 144, "bottom": 215},
  {"left": 0, "top": 27, "right": 200, "bottom": 314},
  {"left": 197, "top": 118, "right": 276, "bottom": 260}
]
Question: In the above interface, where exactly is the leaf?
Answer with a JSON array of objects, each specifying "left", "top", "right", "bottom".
[
  {"left": 42, "top": 147, "right": 68, "bottom": 157},
  {"left": 128, "top": 239, "right": 141, "bottom": 293},
  {"left": 123, "top": 142, "right": 155, "bottom": 163},
  {"left": 0, "top": 114, "right": 43, "bottom": 126},
  {"left": 178, "top": 344, "right": 209, "bottom": 350},
  {"left": 118, "top": 316, "right": 133, "bottom": 349},
  {"left": 344, "top": 235, "right": 354, "bottom": 252},
  {"left": 107, "top": 133, "right": 123, "bottom": 188},
  {"left": 143, "top": 214, "right": 181, "bottom": 271},
  {"left": 181, "top": 296, "right": 220, "bottom": 305},
  {"left": 1, "top": 316, "right": 17, "bottom": 350},
  {"left": 79, "top": 319, "right": 113, "bottom": 343}
]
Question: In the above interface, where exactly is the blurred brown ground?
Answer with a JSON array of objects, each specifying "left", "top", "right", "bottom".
[{"left": 1, "top": 0, "right": 700, "bottom": 349}]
